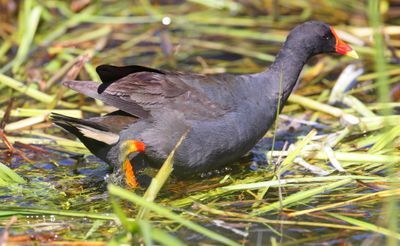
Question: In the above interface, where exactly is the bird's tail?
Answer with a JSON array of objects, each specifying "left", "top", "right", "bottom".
[{"left": 50, "top": 113, "right": 119, "bottom": 163}]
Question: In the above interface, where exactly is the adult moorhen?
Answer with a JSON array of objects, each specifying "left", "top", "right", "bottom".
[{"left": 51, "top": 21, "right": 358, "bottom": 187}]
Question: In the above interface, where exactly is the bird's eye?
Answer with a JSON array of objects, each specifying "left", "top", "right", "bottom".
[{"left": 322, "top": 35, "right": 329, "bottom": 40}]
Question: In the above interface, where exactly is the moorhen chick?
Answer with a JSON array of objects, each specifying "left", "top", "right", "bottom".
[{"left": 51, "top": 21, "right": 358, "bottom": 187}]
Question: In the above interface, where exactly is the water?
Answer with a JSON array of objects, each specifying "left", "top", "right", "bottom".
[{"left": 0, "top": 140, "right": 394, "bottom": 245}]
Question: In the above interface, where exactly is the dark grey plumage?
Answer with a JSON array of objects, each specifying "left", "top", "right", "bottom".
[{"left": 52, "top": 21, "right": 354, "bottom": 178}]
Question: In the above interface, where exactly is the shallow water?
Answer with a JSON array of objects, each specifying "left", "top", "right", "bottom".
[{"left": 0, "top": 137, "right": 393, "bottom": 245}]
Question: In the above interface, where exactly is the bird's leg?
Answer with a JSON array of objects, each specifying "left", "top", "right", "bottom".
[{"left": 119, "top": 140, "right": 146, "bottom": 188}]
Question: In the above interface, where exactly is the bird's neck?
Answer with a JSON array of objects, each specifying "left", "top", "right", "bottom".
[{"left": 262, "top": 42, "right": 312, "bottom": 101}]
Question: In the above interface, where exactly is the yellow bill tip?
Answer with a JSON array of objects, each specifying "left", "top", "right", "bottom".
[{"left": 345, "top": 49, "right": 359, "bottom": 59}]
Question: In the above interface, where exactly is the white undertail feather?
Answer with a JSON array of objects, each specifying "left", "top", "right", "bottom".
[{"left": 77, "top": 125, "right": 119, "bottom": 145}]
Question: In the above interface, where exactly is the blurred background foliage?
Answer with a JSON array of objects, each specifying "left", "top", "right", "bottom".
[{"left": 0, "top": 0, "right": 399, "bottom": 245}]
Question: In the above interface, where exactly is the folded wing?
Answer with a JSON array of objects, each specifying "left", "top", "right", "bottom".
[{"left": 63, "top": 65, "right": 228, "bottom": 120}]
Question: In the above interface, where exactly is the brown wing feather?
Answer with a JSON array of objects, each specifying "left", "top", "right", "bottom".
[
  {"left": 98, "top": 71, "right": 228, "bottom": 119},
  {"left": 64, "top": 68, "right": 228, "bottom": 120},
  {"left": 62, "top": 80, "right": 151, "bottom": 118}
]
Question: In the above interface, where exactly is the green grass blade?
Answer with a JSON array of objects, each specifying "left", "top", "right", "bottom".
[
  {"left": 0, "top": 162, "right": 26, "bottom": 184},
  {"left": 251, "top": 178, "right": 353, "bottom": 216},
  {"left": 223, "top": 175, "right": 388, "bottom": 191},
  {"left": 110, "top": 198, "right": 137, "bottom": 232},
  {"left": 151, "top": 227, "right": 186, "bottom": 246},
  {"left": 108, "top": 184, "right": 240, "bottom": 246},
  {"left": 137, "top": 131, "right": 188, "bottom": 219},
  {"left": 138, "top": 220, "right": 154, "bottom": 246},
  {"left": 278, "top": 129, "right": 317, "bottom": 175},
  {"left": 328, "top": 212, "right": 400, "bottom": 240},
  {"left": 12, "top": 5, "right": 42, "bottom": 73},
  {"left": 0, "top": 73, "right": 55, "bottom": 104}
]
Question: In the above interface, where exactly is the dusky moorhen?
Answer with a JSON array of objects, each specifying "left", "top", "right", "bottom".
[{"left": 51, "top": 21, "right": 358, "bottom": 187}]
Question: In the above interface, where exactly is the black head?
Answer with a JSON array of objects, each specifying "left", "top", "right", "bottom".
[{"left": 286, "top": 21, "right": 358, "bottom": 58}]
